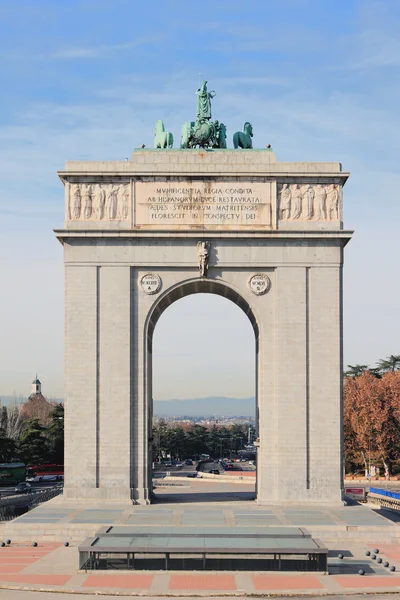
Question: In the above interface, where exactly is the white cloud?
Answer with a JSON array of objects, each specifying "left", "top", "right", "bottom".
[
  {"left": 1, "top": 11, "right": 400, "bottom": 397},
  {"left": 49, "top": 38, "right": 153, "bottom": 59}
]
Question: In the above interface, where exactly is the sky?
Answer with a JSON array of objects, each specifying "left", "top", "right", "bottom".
[{"left": 0, "top": 0, "right": 399, "bottom": 400}]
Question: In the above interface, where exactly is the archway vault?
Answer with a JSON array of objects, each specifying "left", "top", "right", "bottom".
[{"left": 146, "top": 278, "right": 259, "bottom": 350}]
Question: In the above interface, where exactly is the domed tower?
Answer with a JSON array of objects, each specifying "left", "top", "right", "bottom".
[
  {"left": 22, "top": 375, "right": 52, "bottom": 424},
  {"left": 31, "top": 375, "right": 41, "bottom": 396}
]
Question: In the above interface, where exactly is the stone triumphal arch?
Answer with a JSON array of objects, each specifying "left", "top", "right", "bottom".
[{"left": 56, "top": 144, "right": 352, "bottom": 506}]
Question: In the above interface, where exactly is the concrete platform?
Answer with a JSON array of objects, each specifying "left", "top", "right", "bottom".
[
  {"left": 1, "top": 480, "right": 400, "bottom": 596},
  {"left": 1, "top": 479, "right": 400, "bottom": 546}
]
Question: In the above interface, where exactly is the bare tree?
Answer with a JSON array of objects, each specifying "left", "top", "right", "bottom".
[{"left": 5, "top": 401, "right": 25, "bottom": 441}]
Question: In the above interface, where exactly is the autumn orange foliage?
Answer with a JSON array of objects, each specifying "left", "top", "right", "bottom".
[
  {"left": 19, "top": 394, "right": 55, "bottom": 426},
  {"left": 344, "top": 372, "right": 400, "bottom": 474}
]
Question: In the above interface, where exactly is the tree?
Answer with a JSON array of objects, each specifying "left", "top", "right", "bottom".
[
  {"left": 152, "top": 419, "right": 169, "bottom": 460},
  {"left": 377, "top": 355, "right": 400, "bottom": 374},
  {"left": 20, "top": 395, "right": 54, "bottom": 425},
  {"left": 230, "top": 423, "right": 247, "bottom": 453},
  {"left": 0, "top": 435, "right": 16, "bottom": 463},
  {"left": 0, "top": 406, "right": 17, "bottom": 462},
  {"left": 2, "top": 402, "right": 25, "bottom": 441},
  {"left": 18, "top": 418, "right": 49, "bottom": 465},
  {"left": 344, "top": 372, "right": 400, "bottom": 475},
  {"left": 152, "top": 419, "right": 256, "bottom": 462},
  {"left": 186, "top": 424, "right": 208, "bottom": 458},
  {"left": 0, "top": 406, "right": 8, "bottom": 433},
  {"left": 344, "top": 365, "right": 370, "bottom": 378},
  {"left": 47, "top": 404, "right": 64, "bottom": 464},
  {"left": 208, "top": 425, "right": 221, "bottom": 457}
]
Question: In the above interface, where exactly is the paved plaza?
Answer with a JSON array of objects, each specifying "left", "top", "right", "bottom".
[
  {"left": 1, "top": 538, "right": 400, "bottom": 595},
  {"left": 1, "top": 480, "right": 400, "bottom": 595}
]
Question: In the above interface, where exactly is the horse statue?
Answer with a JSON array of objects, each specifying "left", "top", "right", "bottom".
[
  {"left": 233, "top": 122, "right": 253, "bottom": 149},
  {"left": 154, "top": 120, "right": 173, "bottom": 149},
  {"left": 181, "top": 121, "right": 195, "bottom": 149},
  {"left": 215, "top": 122, "right": 227, "bottom": 149}
]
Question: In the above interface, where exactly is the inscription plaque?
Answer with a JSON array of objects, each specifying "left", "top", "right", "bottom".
[
  {"left": 140, "top": 273, "right": 162, "bottom": 295},
  {"left": 248, "top": 273, "right": 271, "bottom": 295},
  {"left": 135, "top": 181, "right": 272, "bottom": 229}
]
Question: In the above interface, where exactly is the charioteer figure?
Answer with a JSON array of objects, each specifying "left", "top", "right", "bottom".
[
  {"left": 181, "top": 81, "right": 226, "bottom": 149},
  {"left": 195, "top": 81, "right": 216, "bottom": 122}
]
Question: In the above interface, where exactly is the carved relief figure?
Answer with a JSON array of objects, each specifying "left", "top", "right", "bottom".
[
  {"left": 107, "top": 184, "right": 118, "bottom": 220},
  {"left": 279, "top": 183, "right": 291, "bottom": 220},
  {"left": 120, "top": 184, "right": 130, "bottom": 220},
  {"left": 327, "top": 184, "right": 340, "bottom": 220},
  {"left": 304, "top": 185, "right": 315, "bottom": 220},
  {"left": 68, "top": 182, "right": 134, "bottom": 221},
  {"left": 314, "top": 185, "right": 326, "bottom": 220},
  {"left": 291, "top": 184, "right": 303, "bottom": 219},
  {"left": 83, "top": 185, "right": 93, "bottom": 219},
  {"left": 197, "top": 241, "right": 210, "bottom": 277},
  {"left": 97, "top": 184, "right": 106, "bottom": 220},
  {"left": 72, "top": 185, "right": 81, "bottom": 219},
  {"left": 277, "top": 182, "right": 342, "bottom": 222}
]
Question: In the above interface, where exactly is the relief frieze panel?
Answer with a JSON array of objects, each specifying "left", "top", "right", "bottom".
[
  {"left": 64, "top": 178, "right": 344, "bottom": 229},
  {"left": 67, "top": 182, "right": 131, "bottom": 221},
  {"left": 277, "top": 183, "right": 342, "bottom": 222}
]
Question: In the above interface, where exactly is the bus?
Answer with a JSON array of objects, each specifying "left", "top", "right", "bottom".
[
  {"left": 26, "top": 464, "right": 64, "bottom": 481},
  {"left": 0, "top": 463, "right": 27, "bottom": 486}
]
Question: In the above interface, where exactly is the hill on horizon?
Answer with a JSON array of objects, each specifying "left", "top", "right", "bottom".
[
  {"left": 154, "top": 396, "right": 255, "bottom": 417},
  {"left": 1, "top": 395, "right": 256, "bottom": 417}
]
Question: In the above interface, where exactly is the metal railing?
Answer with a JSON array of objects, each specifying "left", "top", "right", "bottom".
[{"left": 0, "top": 486, "right": 63, "bottom": 521}]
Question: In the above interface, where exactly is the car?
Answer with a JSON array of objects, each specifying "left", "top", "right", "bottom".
[
  {"left": 187, "top": 472, "right": 197, "bottom": 478},
  {"left": 15, "top": 482, "right": 31, "bottom": 494},
  {"left": 185, "top": 459, "right": 193, "bottom": 465}
]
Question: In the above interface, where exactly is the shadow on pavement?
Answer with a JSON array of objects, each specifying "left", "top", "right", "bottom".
[
  {"left": 371, "top": 507, "right": 400, "bottom": 523},
  {"left": 153, "top": 490, "right": 256, "bottom": 503}
]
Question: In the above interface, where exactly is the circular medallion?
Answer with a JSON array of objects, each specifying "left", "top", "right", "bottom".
[
  {"left": 140, "top": 273, "right": 162, "bottom": 295},
  {"left": 248, "top": 273, "right": 271, "bottom": 295}
]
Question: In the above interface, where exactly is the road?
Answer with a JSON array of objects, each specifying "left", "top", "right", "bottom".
[
  {"left": 153, "top": 460, "right": 256, "bottom": 478},
  {"left": 0, "top": 481, "right": 63, "bottom": 499},
  {"left": 153, "top": 463, "right": 197, "bottom": 478}
]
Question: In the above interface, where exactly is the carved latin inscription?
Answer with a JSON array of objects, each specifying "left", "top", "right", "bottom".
[
  {"left": 68, "top": 183, "right": 130, "bottom": 221},
  {"left": 135, "top": 181, "right": 272, "bottom": 228},
  {"left": 248, "top": 273, "right": 271, "bottom": 295},
  {"left": 277, "top": 183, "right": 341, "bottom": 221},
  {"left": 140, "top": 273, "right": 162, "bottom": 294}
]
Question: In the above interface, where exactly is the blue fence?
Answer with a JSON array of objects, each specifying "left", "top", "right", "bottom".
[{"left": 370, "top": 487, "right": 400, "bottom": 501}]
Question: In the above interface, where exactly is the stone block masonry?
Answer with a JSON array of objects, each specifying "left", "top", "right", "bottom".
[{"left": 55, "top": 148, "right": 352, "bottom": 504}]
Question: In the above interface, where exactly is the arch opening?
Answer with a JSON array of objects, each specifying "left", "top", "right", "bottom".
[{"left": 144, "top": 279, "right": 259, "bottom": 504}]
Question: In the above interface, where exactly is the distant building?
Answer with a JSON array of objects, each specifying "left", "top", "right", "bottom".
[
  {"left": 20, "top": 375, "right": 53, "bottom": 424},
  {"left": 31, "top": 375, "right": 42, "bottom": 397}
]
